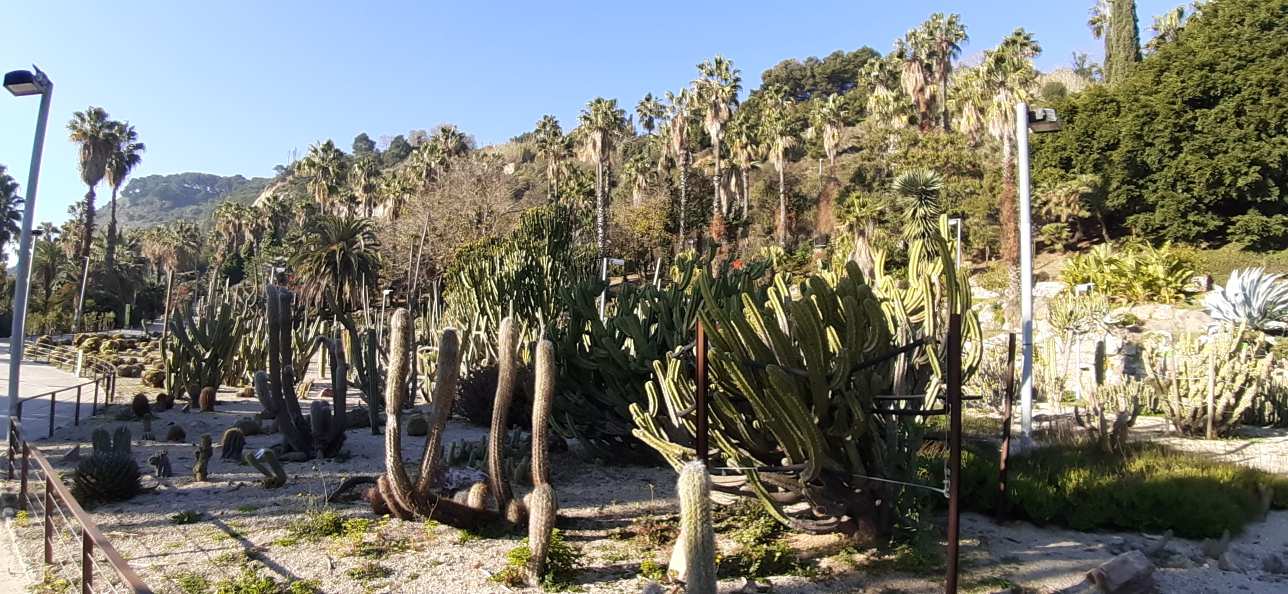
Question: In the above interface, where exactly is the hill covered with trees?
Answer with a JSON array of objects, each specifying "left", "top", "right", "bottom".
[{"left": 111, "top": 172, "right": 271, "bottom": 229}]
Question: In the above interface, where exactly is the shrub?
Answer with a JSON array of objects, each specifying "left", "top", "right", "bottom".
[
  {"left": 954, "top": 442, "right": 1288, "bottom": 538},
  {"left": 1061, "top": 242, "right": 1195, "bottom": 303},
  {"left": 455, "top": 363, "right": 533, "bottom": 430},
  {"left": 494, "top": 529, "right": 582, "bottom": 590}
]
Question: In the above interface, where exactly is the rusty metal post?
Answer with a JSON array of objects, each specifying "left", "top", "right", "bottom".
[
  {"left": 43, "top": 476, "right": 53, "bottom": 564},
  {"left": 19, "top": 440, "right": 29, "bottom": 511},
  {"left": 6, "top": 418, "right": 13, "bottom": 480},
  {"left": 75, "top": 384, "right": 83, "bottom": 426},
  {"left": 48, "top": 391, "right": 56, "bottom": 437},
  {"left": 945, "top": 313, "right": 963, "bottom": 594},
  {"left": 695, "top": 320, "right": 709, "bottom": 465},
  {"left": 82, "top": 529, "right": 93, "bottom": 594},
  {"left": 997, "top": 333, "right": 1017, "bottom": 520}
]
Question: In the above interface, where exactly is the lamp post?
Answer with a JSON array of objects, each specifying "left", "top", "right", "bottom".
[
  {"left": 1017, "top": 103, "right": 1061, "bottom": 436},
  {"left": 5, "top": 66, "right": 53, "bottom": 430}
]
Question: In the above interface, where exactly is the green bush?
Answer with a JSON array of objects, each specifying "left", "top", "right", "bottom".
[
  {"left": 1061, "top": 242, "right": 1195, "bottom": 303},
  {"left": 493, "top": 529, "right": 583, "bottom": 591},
  {"left": 953, "top": 442, "right": 1287, "bottom": 538}
]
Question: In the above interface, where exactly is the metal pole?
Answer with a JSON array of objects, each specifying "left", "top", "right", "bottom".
[
  {"left": 598, "top": 257, "right": 609, "bottom": 320},
  {"left": 71, "top": 255, "right": 90, "bottom": 336},
  {"left": 945, "top": 313, "right": 963, "bottom": 594},
  {"left": 48, "top": 391, "right": 56, "bottom": 438},
  {"left": 997, "top": 333, "right": 1017, "bottom": 520},
  {"left": 75, "top": 384, "right": 83, "bottom": 426},
  {"left": 1016, "top": 102, "right": 1035, "bottom": 436},
  {"left": 43, "top": 476, "right": 53, "bottom": 564},
  {"left": 694, "top": 320, "right": 709, "bottom": 465},
  {"left": 20, "top": 439, "right": 28, "bottom": 511},
  {"left": 6, "top": 81, "right": 52, "bottom": 437},
  {"left": 81, "top": 530, "right": 93, "bottom": 594}
]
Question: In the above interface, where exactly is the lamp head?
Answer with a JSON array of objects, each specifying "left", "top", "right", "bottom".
[
  {"left": 4, "top": 66, "right": 51, "bottom": 97},
  {"left": 1028, "top": 107, "right": 1062, "bottom": 133}
]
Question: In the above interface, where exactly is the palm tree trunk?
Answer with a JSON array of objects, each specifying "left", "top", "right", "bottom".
[
  {"left": 777, "top": 165, "right": 788, "bottom": 246},
  {"left": 678, "top": 153, "right": 689, "bottom": 247},
  {"left": 105, "top": 185, "right": 119, "bottom": 270},
  {"left": 80, "top": 188, "right": 96, "bottom": 262},
  {"left": 595, "top": 159, "right": 606, "bottom": 256},
  {"left": 999, "top": 140, "right": 1019, "bottom": 266},
  {"left": 741, "top": 167, "right": 749, "bottom": 220},
  {"left": 711, "top": 144, "right": 724, "bottom": 245},
  {"left": 939, "top": 72, "right": 951, "bottom": 132}
]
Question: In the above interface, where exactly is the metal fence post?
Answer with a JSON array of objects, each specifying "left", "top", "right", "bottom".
[
  {"left": 82, "top": 529, "right": 93, "bottom": 594},
  {"left": 20, "top": 440, "right": 29, "bottom": 511},
  {"left": 75, "top": 384, "right": 83, "bottom": 426},
  {"left": 43, "top": 476, "right": 53, "bottom": 564},
  {"left": 76, "top": 350, "right": 84, "bottom": 377},
  {"left": 48, "top": 392, "right": 56, "bottom": 438},
  {"left": 6, "top": 419, "right": 13, "bottom": 480}
]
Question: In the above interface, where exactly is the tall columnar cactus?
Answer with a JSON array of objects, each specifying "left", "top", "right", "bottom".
[
  {"left": 526, "top": 483, "right": 558, "bottom": 585},
  {"left": 668, "top": 461, "right": 715, "bottom": 594},
  {"left": 372, "top": 308, "right": 499, "bottom": 528},
  {"left": 252, "top": 370, "right": 278, "bottom": 419},
  {"left": 198, "top": 386, "right": 217, "bottom": 412},
  {"left": 310, "top": 335, "right": 349, "bottom": 457},
  {"left": 258, "top": 285, "right": 315, "bottom": 458},
  {"left": 487, "top": 317, "right": 519, "bottom": 518},
  {"left": 1074, "top": 341, "right": 1144, "bottom": 452},
  {"left": 526, "top": 339, "right": 558, "bottom": 585},
  {"left": 632, "top": 237, "right": 980, "bottom": 538},
  {"left": 193, "top": 435, "right": 212, "bottom": 481},
  {"left": 1144, "top": 332, "right": 1272, "bottom": 437},
  {"left": 167, "top": 283, "right": 247, "bottom": 396}
]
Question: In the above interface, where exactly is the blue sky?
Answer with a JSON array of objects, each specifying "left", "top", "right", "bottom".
[{"left": 2, "top": 0, "right": 1177, "bottom": 228}]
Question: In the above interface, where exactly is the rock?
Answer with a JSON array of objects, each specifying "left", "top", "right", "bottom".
[
  {"left": 1033, "top": 281, "right": 1068, "bottom": 298},
  {"left": 234, "top": 417, "right": 263, "bottom": 436},
  {"left": 1217, "top": 552, "right": 1240, "bottom": 572},
  {"left": 1201, "top": 530, "right": 1231, "bottom": 559},
  {"left": 1141, "top": 530, "right": 1172, "bottom": 560},
  {"left": 1085, "top": 550, "right": 1156, "bottom": 594},
  {"left": 1262, "top": 553, "right": 1287, "bottom": 575},
  {"left": 406, "top": 413, "right": 428, "bottom": 436}
]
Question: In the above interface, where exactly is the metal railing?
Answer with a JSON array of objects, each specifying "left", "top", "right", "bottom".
[
  {"left": 6, "top": 418, "right": 153, "bottom": 593},
  {"left": 16, "top": 340, "right": 117, "bottom": 439}
]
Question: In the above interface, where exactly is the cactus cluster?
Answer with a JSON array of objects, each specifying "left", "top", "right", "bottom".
[
  {"left": 1144, "top": 332, "right": 1274, "bottom": 437},
  {"left": 166, "top": 283, "right": 251, "bottom": 398},
  {"left": 73, "top": 427, "right": 141, "bottom": 503},
  {"left": 1074, "top": 340, "right": 1145, "bottom": 452},
  {"left": 445, "top": 430, "right": 531, "bottom": 486},
  {"left": 631, "top": 234, "right": 980, "bottom": 538}
]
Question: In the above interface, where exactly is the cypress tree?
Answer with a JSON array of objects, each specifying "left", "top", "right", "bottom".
[{"left": 1106, "top": 0, "right": 1142, "bottom": 83}]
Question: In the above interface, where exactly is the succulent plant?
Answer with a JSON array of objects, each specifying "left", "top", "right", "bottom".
[
  {"left": 1204, "top": 268, "right": 1288, "bottom": 333},
  {"left": 198, "top": 386, "right": 217, "bottom": 412},
  {"left": 131, "top": 393, "right": 151, "bottom": 418},
  {"left": 164, "top": 424, "right": 186, "bottom": 443},
  {"left": 73, "top": 454, "right": 142, "bottom": 503},
  {"left": 668, "top": 461, "right": 715, "bottom": 593},
  {"left": 221, "top": 428, "right": 246, "bottom": 461},
  {"left": 193, "top": 435, "right": 212, "bottom": 481},
  {"left": 1144, "top": 333, "right": 1273, "bottom": 437},
  {"left": 526, "top": 483, "right": 558, "bottom": 585},
  {"left": 245, "top": 448, "right": 286, "bottom": 489}
]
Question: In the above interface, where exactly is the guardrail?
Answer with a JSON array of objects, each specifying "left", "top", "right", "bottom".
[
  {"left": 6, "top": 418, "right": 153, "bottom": 593},
  {"left": 17, "top": 340, "right": 118, "bottom": 440}
]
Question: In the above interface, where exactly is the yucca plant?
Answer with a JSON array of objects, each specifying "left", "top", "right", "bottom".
[{"left": 1203, "top": 268, "right": 1288, "bottom": 334}]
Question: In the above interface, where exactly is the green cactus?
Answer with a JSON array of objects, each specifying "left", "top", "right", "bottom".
[
  {"left": 111, "top": 426, "right": 132, "bottom": 456},
  {"left": 487, "top": 316, "right": 520, "bottom": 515},
  {"left": 526, "top": 483, "right": 558, "bottom": 585},
  {"left": 166, "top": 283, "right": 249, "bottom": 397},
  {"left": 91, "top": 428, "right": 112, "bottom": 455},
  {"left": 221, "top": 428, "right": 246, "bottom": 461},
  {"left": 259, "top": 285, "right": 315, "bottom": 458},
  {"left": 245, "top": 448, "right": 287, "bottom": 488},
  {"left": 531, "top": 339, "right": 555, "bottom": 487},
  {"left": 73, "top": 453, "right": 141, "bottom": 503},
  {"left": 668, "top": 461, "right": 715, "bottom": 594},
  {"left": 1144, "top": 332, "right": 1272, "bottom": 437},
  {"left": 193, "top": 435, "right": 212, "bottom": 481},
  {"left": 1074, "top": 341, "right": 1147, "bottom": 452},
  {"left": 631, "top": 236, "right": 980, "bottom": 538}
]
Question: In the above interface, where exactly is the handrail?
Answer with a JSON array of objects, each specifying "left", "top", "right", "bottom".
[
  {"left": 14, "top": 340, "right": 118, "bottom": 440},
  {"left": 7, "top": 418, "right": 153, "bottom": 593}
]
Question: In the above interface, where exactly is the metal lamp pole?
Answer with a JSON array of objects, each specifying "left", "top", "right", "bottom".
[
  {"left": 1017, "top": 103, "right": 1061, "bottom": 436},
  {"left": 5, "top": 67, "right": 53, "bottom": 429}
]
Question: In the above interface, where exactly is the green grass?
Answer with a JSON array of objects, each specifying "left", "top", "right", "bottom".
[
  {"left": 170, "top": 510, "right": 204, "bottom": 525},
  {"left": 950, "top": 441, "right": 1288, "bottom": 538},
  {"left": 714, "top": 502, "right": 811, "bottom": 578},
  {"left": 345, "top": 562, "right": 393, "bottom": 582},
  {"left": 171, "top": 571, "right": 210, "bottom": 594},
  {"left": 1177, "top": 243, "right": 1288, "bottom": 281},
  {"left": 493, "top": 529, "right": 584, "bottom": 591}
]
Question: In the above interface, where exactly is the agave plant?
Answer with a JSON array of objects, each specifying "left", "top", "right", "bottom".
[{"left": 1203, "top": 268, "right": 1288, "bottom": 333}]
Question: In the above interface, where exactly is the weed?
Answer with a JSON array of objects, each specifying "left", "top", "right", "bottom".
[
  {"left": 286, "top": 580, "right": 321, "bottom": 594},
  {"left": 346, "top": 561, "right": 393, "bottom": 582},
  {"left": 209, "top": 566, "right": 281, "bottom": 594},
  {"left": 638, "top": 557, "right": 665, "bottom": 581},
  {"left": 714, "top": 502, "right": 808, "bottom": 578},
  {"left": 172, "top": 571, "right": 210, "bottom": 594},
  {"left": 170, "top": 510, "right": 204, "bottom": 525},
  {"left": 493, "top": 529, "right": 583, "bottom": 591},
  {"left": 456, "top": 529, "right": 481, "bottom": 545},
  {"left": 236, "top": 505, "right": 257, "bottom": 514},
  {"left": 624, "top": 515, "right": 678, "bottom": 549},
  {"left": 31, "top": 568, "right": 73, "bottom": 594},
  {"left": 213, "top": 550, "right": 250, "bottom": 568},
  {"left": 15, "top": 510, "right": 30, "bottom": 527},
  {"left": 282, "top": 509, "right": 345, "bottom": 543}
]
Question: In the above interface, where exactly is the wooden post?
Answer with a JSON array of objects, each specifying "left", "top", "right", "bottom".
[
  {"left": 695, "top": 320, "right": 709, "bottom": 465},
  {"left": 997, "top": 333, "right": 1017, "bottom": 520},
  {"left": 81, "top": 529, "right": 93, "bottom": 594},
  {"left": 945, "top": 313, "right": 963, "bottom": 594},
  {"left": 43, "top": 476, "right": 53, "bottom": 564}
]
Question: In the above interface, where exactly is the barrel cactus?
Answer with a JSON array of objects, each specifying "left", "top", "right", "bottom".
[{"left": 74, "top": 427, "right": 141, "bottom": 503}]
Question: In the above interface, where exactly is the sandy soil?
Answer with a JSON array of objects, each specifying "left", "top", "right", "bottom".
[{"left": 6, "top": 385, "right": 1288, "bottom": 594}]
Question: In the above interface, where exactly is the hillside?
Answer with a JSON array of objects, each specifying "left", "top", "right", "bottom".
[{"left": 111, "top": 172, "right": 271, "bottom": 229}]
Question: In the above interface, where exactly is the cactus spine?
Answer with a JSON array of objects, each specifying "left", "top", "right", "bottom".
[
  {"left": 487, "top": 317, "right": 519, "bottom": 514},
  {"left": 193, "top": 435, "right": 212, "bottom": 481},
  {"left": 669, "top": 461, "right": 715, "bottom": 594}
]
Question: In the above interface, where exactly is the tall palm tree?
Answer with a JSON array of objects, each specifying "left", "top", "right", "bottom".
[
  {"left": 1148, "top": 5, "right": 1186, "bottom": 51},
  {"left": 950, "top": 66, "right": 987, "bottom": 144},
  {"left": 350, "top": 155, "right": 381, "bottom": 217},
  {"left": 806, "top": 94, "right": 846, "bottom": 170},
  {"left": 635, "top": 93, "right": 664, "bottom": 136},
  {"left": 406, "top": 141, "right": 446, "bottom": 190},
  {"left": 922, "top": 13, "right": 968, "bottom": 131},
  {"left": 0, "top": 165, "right": 23, "bottom": 258},
  {"left": 67, "top": 107, "right": 117, "bottom": 264},
  {"left": 213, "top": 201, "right": 255, "bottom": 256},
  {"left": 32, "top": 233, "right": 65, "bottom": 315},
  {"left": 534, "top": 115, "right": 565, "bottom": 202},
  {"left": 895, "top": 33, "right": 933, "bottom": 132},
  {"left": 297, "top": 140, "right": 348, "bottom": 212},
  {"left": 863, "top": 58, "right": 905, "bottom": 129},
  {"left": 289, "top": 214, "right": 381, "bottom": 314},
  {"left": 620, "top": 153, "right": 653, "bottom": 207},
  {"left": 663, "top": 90, "right": 693, "bottom": 243},
  {"left": 1089, "top": 0, "right": 1112, "bottom": 78},
  {"left": 982, "top": 29, "right": 1041, "bottom": 267},
  {"left": 725, "top": 110, "right": 761, "bottom": 220},
  {"left": 693, "top": 55, "right": 741, "bottom": 242},
  {"left": 576, "top": 97, "right": 628, "bottom": 256},
  {"left": 762, "top": 88, "right": 797, "bottom": 246},
  {"left": 377, "top": 171, "right": 414, "bottom": 219},
  {"left": 104, "top": 121, "right": 145, "bottom": 269}
]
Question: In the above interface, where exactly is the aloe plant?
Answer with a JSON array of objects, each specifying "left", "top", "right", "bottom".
[{"left": 1203, "top": 268, "right": 1288, "bottom": 333}]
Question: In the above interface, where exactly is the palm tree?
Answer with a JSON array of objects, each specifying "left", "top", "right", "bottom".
[
  {"left": 213, "top": 201, "right": 254, "bottom": 256},
  {"left": 432, "top": 125, "right": 471, "bottom": 158},
  {"left": 725, "top": 110, "right": 761, "bottom": 220},
  {"left": 377, "top": 172, "right": 414, "bottom": 219},
  {"left": 297, "top": 140, "right": 348, "bottom": 212},
  {"left": 863, "top": 58, "right": 905, "bottom": 130},
  {"left": 67, "top": 107, "right": 116, "bottom": 264},
  {"left": 893, "top": 169, "right": 944, "bottom": 247},
  {"left": 693, "top": 55, "right": 741, "bottom": 242},
  {"left": 950, "top": 67, "right": 987, "bottom": 144},
  {"left": 922, "top": 13, "right": 968, "bottom": 131},
  {"left": 289, "top": 214, "right": 381, "bottom": 313},
  {"left": 663, "top": 90, "right": 693, "bottom": 243},
  {"left": 32, "top": 233, "right": 65, "bottom": 315},
  {"left": 104, "top": 121, "right": 145, "bottom": 269},
  {"left": 895, "top": 33, "right": 933, "bottom": 132},
  {"left": 534, "top": 115, "right": 565, "bottom": 202},
  {"left": 806, "top": 95, "right": 846, "bottom": 170},
  {"left": 837, "top": 191, "right": 883, "bottom": 279},
  {"left": 635, "top": 93, "right": 664, "bottom": 136},
  {"left": 350, "top": 155, "right": 381, "bottom": 217},
  {"left": 1148, "top": 5, "right": 1186, "bottom": 51},
  {"left": 406, "top": 141, "right": 446, "bottom": 190},
  {"left": 982, "top": 29, "right": 1042, "bottom": 267},
  {"left": 620, "top": 152, "right": 653, "bottom": 207},
  {"left": 0, "top": 165, "right": 23, "bottom": 258},
  {"left": 576, "top": 97, "right": 628, "bottom": 256},
  {"left": 762, "top": 88, "right": 797, "bottom": 246}
]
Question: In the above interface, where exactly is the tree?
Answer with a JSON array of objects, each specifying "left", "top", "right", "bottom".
[
  {"left": 576, "top": 97, "right": 629, "bottom": 256},
  {"left": 762, "top": 88, "right": 797, "bottom": 245},
  {"left": 67, "top": 107, "right": 116, "bottom": 265},
  {"left": 0, "top": 165, "right": 22, "bottom": 258},
  {"left": 807, "top": 94, "right": 846, "bottom": 170},
  {"left": 726, "top": 109, "right": 761, "bottom": 221},
  {"left": 693, "top": 55, "right": 741, "bottom": 244},
  {"left": 982, "top": 29, "right": 1041, "bottom": 266},
  {"left": 290, "top": 215, "right": 380, "bottom": 314},
  {"left": 663, "top": 90, "right": 693, "bottom": 244},
  {"left": 352, "top": 132, "right": 377, "bottom": 156},
  {"left": 32, "top": 232, "right": 64, "bottom": 315},
  {"left": 635, "top": 93, "right": 664, "bottom": 136},
  {"left": 297, "top": 140, "right": 349, "bottom": 212},
  {"left": 377, "top": 171, "right": 414, "bottom": 219},
  {"left": 350, "top": 155, "right": 381, "bottom": 217},
  {"left": 383, "top": 135, "right": 413, "bottom": 166},
  {"left": 922, "top": 13, "right": 968, "bottom": 131},
  {"left": 895, "top": 32, "right": 933, "bottom": 131},
  {"left": 104, "top": 121, "right": 145, "bottom": 270},
  {"left": 893, "top": 169, "right": 944, "bottom": 247},
  {"left": 432, "top": 124, "right": 472, "bottom": 158},
  {"left": 1107, "top": 0, "right": 1142, "bottom": 83},
  {"left": 1148, "top": 5, "right": 1187, "bottom": 51},
  {"left": 534, "top": 115, "right": 565, "bottom": 202}
]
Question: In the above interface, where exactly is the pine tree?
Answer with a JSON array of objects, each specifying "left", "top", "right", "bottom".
[{"left": 1106, "top": 0, "right": 1142, "bottom": 83}]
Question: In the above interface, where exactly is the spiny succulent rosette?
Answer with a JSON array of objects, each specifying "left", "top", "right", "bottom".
[{"left": 632, "top": 231, "right": 980, "bottom": 539}]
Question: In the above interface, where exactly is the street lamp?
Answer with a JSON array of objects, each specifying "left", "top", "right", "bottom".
[
  {"left": 5, "top": 66, "right": 53, "bottom": 431},
  {"left": 1017, "top": 103, "right": 1063, "bottom": 437}
]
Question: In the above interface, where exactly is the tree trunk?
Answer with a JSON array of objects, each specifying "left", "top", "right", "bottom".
[
  {"left": 711, "top": 143, "right": 724, "bottom": 246},
  {"left": 777, "top": 166, "right": 788, "bottom": 246},
  {"left": 741, "top": 168, "right": 750, "bottom": 221},
  {"left": 595, "top": 159, "right": 606, "bottom": 256},
  {"left": 999, "top": 141, "right": 1019, "bottom": 266},
  {"left": 678, "top": 153, "right": 689, "bottom": 248},
  {"left": 105, "top": 186, "right": 119, "bottom": 270},
  {"left": 80, "top": 188, "right": 96, "bottom": 262},
  {"left": 940, "top": 71, "right": 951, "bottom": 132}
]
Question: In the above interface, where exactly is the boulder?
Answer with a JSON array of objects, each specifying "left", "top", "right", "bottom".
[{"left": 1085, "top": 550, "right": 1156, "bottom": 594}]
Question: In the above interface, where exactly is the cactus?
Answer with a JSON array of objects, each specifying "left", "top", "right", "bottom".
[
  {"left": 1144, "top": 332, "right": 1272, "bottom": 437},
  {"left": 131, "top": 393, "right": 151, "bottom": 418},
  {"left": 310, "top": 334, "right": 349, "bottom": 457},
  {"left": 309, "top": 400, "right": 332, "bottom": 443},
  {"left": 193, "top": 435, "right": 212, "bottom": 481},
  {"left": 154, "top": 391, "right": 174, "bottom": 412},
  {"left": 165, "top": 424, "right": 186, "bottom": 442},
  {"left": 221, "top": 428, "right": 246, "bottom": 461},
  {"left": 91, "top": 428, "right": 112, "bottom": 455},
  {"left": 166, "top": 283, "right": 247, "bottom": 397},
  {"left": 631, "top": 235, "right": 980, "bottom": 538},
  {"left": 245, "top": 448, "right": 287, "bottom": 488},
  {"left": 531, "top": 340, "right": 555, "bottom": 486},
  {"left": 234, "top": 417, "right": 263, "bottom": 436},
  {"left": 526, "top": 483, "right": 558, "bottom": 585},
  {"left": 1074, "top": 341, "right": 1146, "bottom": 452},
  {"left": 111, "top": 426, "right": 132, "bottom": 456},
  {"left": 141, "top": 416, "right": 155, "bottom": 441},
  {"left": 334, "top": 314, "right": 384, "bottom": 434},
  {"left": 668, "top": 461, "right": 715, "bottom": 593},
  {"left": 487, "top": 317, "right": 519, "bottom": 515},
  {"left": 252, "top": 370, "right": 278, "bottom": 419},
  {"left": 198, "top": 386, "right": 217, "bottom": 412},
  {"left": 258, "top": 285, "right": 315, "bottom": 458},
  {"left": 73, "top": 454, "right": 142, "bottom": 502},
  {"left": 466, "top": 482, "right": 489, "bottom": 509},
  {"left": 445, "top": 433, "right": 531, "bottom": 486},
  {"left": 148, "top": 451, "right": 173, "bottom": 478}
]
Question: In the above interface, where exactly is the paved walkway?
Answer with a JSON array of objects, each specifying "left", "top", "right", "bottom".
[{"left": 0, "top": 341, "right": 97, "bottom": 440}]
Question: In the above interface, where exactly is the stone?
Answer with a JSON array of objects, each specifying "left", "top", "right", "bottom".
[
  {"left": 1033, "top": 281, "right": 1068, "bottom": 298},
  {"left": 1217, "top": 552, "right": 1240, "bottom": 572},
  {"left": 1085, "top": 550, "right": 1156, "bottom": 594},
  {"left": 1262, "top": 553, "right": 1287, "bottom": 575},
  {"left": 406, "top": 413, "right": 429, "bottom": 436}
]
